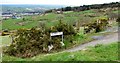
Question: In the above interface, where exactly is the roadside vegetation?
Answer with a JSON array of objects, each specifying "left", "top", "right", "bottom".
[{"left": 2, "top": 42, "right": 118, "bottom": 61}]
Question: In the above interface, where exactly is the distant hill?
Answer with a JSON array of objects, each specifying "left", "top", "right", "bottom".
[
  {"left": 2, "top": 4, "right": 66, "bottom": 13},
  {"left": 45, "top": 2, "right": 119, "bottom": 13}
]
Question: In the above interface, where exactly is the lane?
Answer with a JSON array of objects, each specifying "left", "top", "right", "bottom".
[{"left": 66, "top": 33, "right": 118, "bottom": 52}]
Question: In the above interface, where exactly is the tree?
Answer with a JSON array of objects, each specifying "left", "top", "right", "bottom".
[{"left": 64, "top": 7, "right": 72, "bottom": 11}]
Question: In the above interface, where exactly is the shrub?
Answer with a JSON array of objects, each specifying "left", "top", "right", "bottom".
[
  {"left": 116, "top": 17, "right": 120, "bottom": 22},
  {"left": 4, "top": 28, "right": 51, "bottom": 58},
  {"left": 4, "top": 21, "right": 76, "bottom": 58},
  {"left": 84, "top": 18, "right": 109, "bottom": 33},
  {"left": 50, "top": 20, "right": 76, "bottom": 35}
]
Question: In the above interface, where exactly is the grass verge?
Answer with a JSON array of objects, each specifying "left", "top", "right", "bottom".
[{"left": 2, "top": 42, "right": 118, "bottom": 61}]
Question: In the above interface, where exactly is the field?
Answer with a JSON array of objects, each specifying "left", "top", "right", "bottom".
[
  {"left": 1, "top": 9, "right": 111, "bottom": 30},
  {"left": 2, "top": 42, "right": 118, "bottom": 61},
  {"left": 1, "top": 7, "right": 119, "bottom": 61}
]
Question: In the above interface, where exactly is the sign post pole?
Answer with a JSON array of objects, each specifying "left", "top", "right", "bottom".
[{"left": 62, "top": 34, "right": 63, "bottom": 42}]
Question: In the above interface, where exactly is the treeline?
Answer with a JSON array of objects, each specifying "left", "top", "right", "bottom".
[{"left": 45, "top": 2, "right": 119, "bottom": 13}]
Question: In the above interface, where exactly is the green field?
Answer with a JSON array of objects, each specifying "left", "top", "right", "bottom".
[
  {"left": 2, "top": 10, "right": 109, "bottom": 30},
  {"left": 2, "top": 43, "right": 118, "bottom": 61}
]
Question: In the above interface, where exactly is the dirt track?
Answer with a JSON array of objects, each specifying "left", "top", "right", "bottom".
[{"left": 66, "top": 32, "right": 118, "bottom": 52}]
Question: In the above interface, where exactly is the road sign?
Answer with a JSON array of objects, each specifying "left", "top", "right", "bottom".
[
  {"left": 50, "top": 32, "right": 64, "bottom": 46},
  {"left": 50, "top": 32, "right": 63, "bottom": 36}
]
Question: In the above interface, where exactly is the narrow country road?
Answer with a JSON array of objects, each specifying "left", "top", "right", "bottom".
[{"left": 65, "top": 32, "right": 118, "bottom": 52}]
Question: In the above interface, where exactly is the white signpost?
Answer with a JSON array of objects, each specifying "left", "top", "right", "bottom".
[
  {"left": 50, "top": 32, "right": 64, "bottom": 46},
  {"left": 50, "top": 32, "right": 63, "bottom": 36}
]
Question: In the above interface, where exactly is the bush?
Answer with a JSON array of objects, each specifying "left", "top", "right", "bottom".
[
  {"left": 116, "top": 17, "right": 120, "bottom": 22},
  {"left": 4, "top": 28, "right": 51, "bottom": 58},
  {"left": 84, "top": 18, "right": 109, "bottom": 33},
  {"left": 49, "top": 20, "right": 76, "bottom": 35},
  {"left": 4, "top": 21, "right": 76, "bottom": 58}
]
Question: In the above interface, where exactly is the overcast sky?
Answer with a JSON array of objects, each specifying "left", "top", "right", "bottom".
[{"left": 1, "top": 0, "right": 120, "bottom": 6}]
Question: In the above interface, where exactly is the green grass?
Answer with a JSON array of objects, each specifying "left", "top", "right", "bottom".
[
  {"left": 2, "top": 9, "right": 108, "bottom": 30},
  {"left": 2, "top": 9, "right": 119, "bottom": 30},
  {"left": 2, "top": 42, "right": 118, "bottom": 61},
  {"left": 113, "top": 10, "right": 120, "bottom": 13},
  {"left": 0, "top": 23, "right": 2, "bottom": 30},
  {"left": 2, "top": 18, "right": 39, "bottom": 30},
  {"left": 0, "top": 35, "right": 11, "bottom": 46},
  {"left": 58, "top": 27, "right": 93, "bottom": 49}
]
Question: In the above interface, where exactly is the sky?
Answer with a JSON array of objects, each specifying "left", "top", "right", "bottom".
[{"left": 1, "top": 0, "right": 120, "bottom": 6}]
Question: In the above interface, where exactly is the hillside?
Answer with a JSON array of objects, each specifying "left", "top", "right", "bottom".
[
  {"left": 2, "top": 9, "right": 118, "bottom": 30},
  {"left": 2, "top": 4, "right": 66, "bottom": 13},
  {"left": 45, "top": 2, "right": 119, "bottom": 13},
  {"left": 1, "top": 1, "right": 119, "bottom": 62}
]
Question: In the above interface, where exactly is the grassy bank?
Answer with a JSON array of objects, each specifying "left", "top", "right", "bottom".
[{"left": 2, "top": 42, "right": 118, "bottom": 61}]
